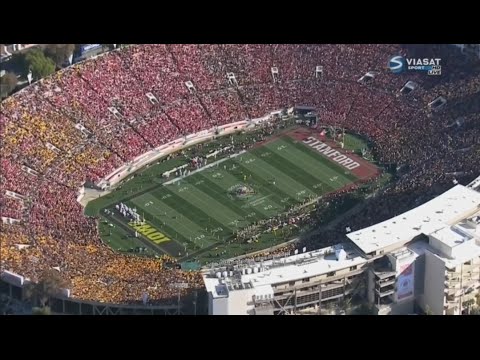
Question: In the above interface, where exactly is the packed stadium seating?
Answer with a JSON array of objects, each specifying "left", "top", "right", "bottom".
[{"left": 0, "top": 44, "right": 479, "bottom": 304}]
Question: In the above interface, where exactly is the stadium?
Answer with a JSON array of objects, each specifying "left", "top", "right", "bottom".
[{"left": 0, "top": 44, "right": 479, "bottom": 315}]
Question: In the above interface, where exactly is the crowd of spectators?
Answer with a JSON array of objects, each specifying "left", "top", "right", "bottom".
[{"left": 1, "top": 44, "right": 479, "bottom": 305}]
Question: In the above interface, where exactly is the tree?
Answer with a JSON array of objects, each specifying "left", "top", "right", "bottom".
[
  {"left": 354, "top": 303, "right": 375, "bottom": 315},
  {"left": 463, "top": 299, "right": 476, "bottom": 314},
  {"left": 32, "top": 306, "right": 52, "bottom": 315},
  {"left": 24, "top": 269, "right": 69, "bottom": 309},
  {"left": 45, "top": 44, "right": 75, "bottom": 67},
  {"left": 470, "top": 307, "right": 480, "bottom": 316},
  {"left": 0, "top": 72, "right": 18, "bottom": 98},
  {"left": 0, "top": 294, "right": 11, "bottom": 315},
  {"left": 340, "top": 296, "right": 353, "bottom": 314},
  {"left": 10, "top": 52, "right": 28, "bottom": 76},
  {"left": 25, "top": 48, "right": 56, "bottom": 80}
]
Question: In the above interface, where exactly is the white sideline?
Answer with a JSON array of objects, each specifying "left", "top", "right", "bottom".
[
  {"left": 93, "top": 110, "right": 287, "bottom": 191},
  {"left": 78, "top": 108, "right": 294, "bottom": 207},
  {"left": 163, "top": 150, "right": 247, "bottom": 185}
]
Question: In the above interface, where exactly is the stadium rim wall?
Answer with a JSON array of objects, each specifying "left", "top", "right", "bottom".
[{"left": 0, "top": 274, "right": 199, "bottom": 315}]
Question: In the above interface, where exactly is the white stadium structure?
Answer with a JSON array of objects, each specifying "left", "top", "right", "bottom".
[{"left": 204, "top": 182, "right": 480, "bottom": 315}]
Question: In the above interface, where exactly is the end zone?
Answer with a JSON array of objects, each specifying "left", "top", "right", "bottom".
[{"left": 287, "top": 127, "right": 380, "bottom": 181}]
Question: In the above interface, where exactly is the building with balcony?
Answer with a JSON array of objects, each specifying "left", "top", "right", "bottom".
[
  {"left": 204, "top": 244, "right": 368, "bottom": 315},
  {"left": 204, "top": 184, "right": 480, "bottom": 315},
  {"left": 423, "top": 213, "right": 480, "bottom": 315}
]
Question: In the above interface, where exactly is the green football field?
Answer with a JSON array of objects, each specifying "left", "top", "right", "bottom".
[{"left": 105, "top": 134, "right": 360, "bottom": 261}]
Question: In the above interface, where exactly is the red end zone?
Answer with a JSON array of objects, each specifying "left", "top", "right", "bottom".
[{"left": 286, "top": 127, "right": 380, "bottom": 181}]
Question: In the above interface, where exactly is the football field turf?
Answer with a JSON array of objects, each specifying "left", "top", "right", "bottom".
[{"left": 121, "top": 134, "right": 360, "bottom": 259}]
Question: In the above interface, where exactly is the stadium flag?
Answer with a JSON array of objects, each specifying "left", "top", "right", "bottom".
[
  {"left": 303, "top": 247, "right": 307, "bottom": 253},
  {"left": 27, "top": 71, "right": 33, "bottom": 84},
  {"left": 68, "top": 53, "right": 73, "bottom": 65},
  {"left": 113, "top": 44, "right": 117, "bottom": 49},
  {"left": 294, "top": 249, "right": 299, "bottom": 255}
]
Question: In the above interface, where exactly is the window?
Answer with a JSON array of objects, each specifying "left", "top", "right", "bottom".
[
  {"left": 327, "top": 271, "right": 336, "bottom": 277},
  {"left": 350, "top": 265, "right": 358, "bottom": 271}
]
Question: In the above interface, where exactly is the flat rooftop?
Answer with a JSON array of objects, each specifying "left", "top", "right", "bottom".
[
  {"left": 428, "top": 239, "right": 480, "bottom": 268},
  {"left": 430, "top": 226, "right": 473, "bottom": 249},
  {"left": 406, "top": 218, "right": 480, "bottom": 267},
  {"left": 406, "top": 240, "right": 429, "bottom": 257},
  {"left": 468, "top": 175, "right": 480, "bottom": 191},
  {"left": 240, "top": 247, "right": 367, "bottom": 288},
  {"left": 203, "top": 245, "right": 367, "bottom": 297},
  {"left": 347, "top": 185, "right": 480, "bottom": 255}
]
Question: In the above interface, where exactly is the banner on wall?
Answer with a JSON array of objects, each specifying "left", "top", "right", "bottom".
[{"left": 397, "top": 262, "right": 414, "bottom": 301}]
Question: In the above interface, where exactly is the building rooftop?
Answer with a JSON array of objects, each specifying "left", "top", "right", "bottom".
[
  {"left": 240, "top": 247, "right": 366, "bottom": 288},
  {"left": 406, "top": 240, "right": 429, "bottom": 257},
  {"left": 203, "top": 244, "right": 367, "bottom": 298},
  {"left": 467, "top": 175, "right": 480, "bottom": 191},
  {"left": 430, "top": 226, "right": 473, "bottom": 249},
  {"left": 347, "top": 185, "right": 480, "bottom": 255},
  {"left": 429, "top": 239, "right": 480, "bottom": 268}
]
